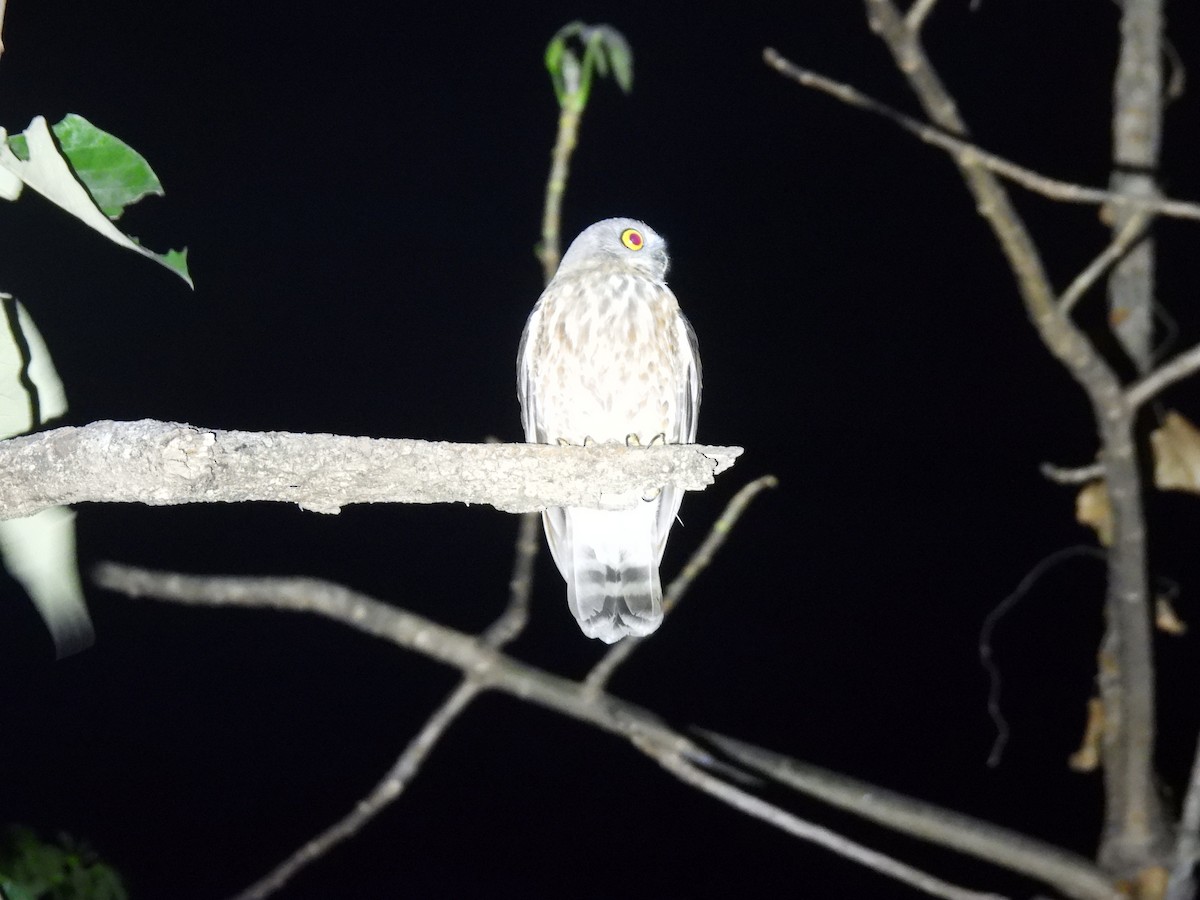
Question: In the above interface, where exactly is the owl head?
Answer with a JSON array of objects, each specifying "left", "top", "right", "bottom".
[{"left": 555, "top": 217, "right": 670, "bottom": 280}]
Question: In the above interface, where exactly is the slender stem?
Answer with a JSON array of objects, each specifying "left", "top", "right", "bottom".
[
  {"left": 649, "top": 748, "right": 1011, "bottom": 900},
  {"left": 1127, "top": 341, "right": 1200, "bottom": 409},
  {"left": 1060, "top": 212, "right": 1152, "bottom": 314},
  {"left": 229, "top": 680, "right": 484, "bottom": 900},
  {"left": 905, "top": 0, "right": 940, "bottom": 34},
  {"left": 696, "top": 729, "right": 1123, "bottom": 900},
  {"left": 538, "top": 93, "right": 583, "bottom": 282}
]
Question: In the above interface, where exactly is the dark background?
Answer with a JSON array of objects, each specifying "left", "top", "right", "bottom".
[{"left": 1, "top": 2, "right": 1200, "bottom": 898}]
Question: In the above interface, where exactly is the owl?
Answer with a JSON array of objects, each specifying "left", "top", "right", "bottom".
[{"left": 517, "top": 218, "right": 701, "bottom": 643}]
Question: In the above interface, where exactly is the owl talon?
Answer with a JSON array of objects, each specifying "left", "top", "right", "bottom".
[
  {"left": 642, "top": 487, "right": 662, "bottom": 502},
  {"left": 556, "top": 437, "right": 572, "bottom": 447},
  {"left": 626, "top": 433, "right": 642, "bottom": 447},
  {"left": 583, "top": 436, "right": 596, "bottom": 447},
  {"left": 649, "top": 434, "right": 666, "bottom": 446}
]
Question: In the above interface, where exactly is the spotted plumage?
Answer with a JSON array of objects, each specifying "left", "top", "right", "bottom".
[{"left": 517, "top": 218, "right": 701, "bottom": 642}]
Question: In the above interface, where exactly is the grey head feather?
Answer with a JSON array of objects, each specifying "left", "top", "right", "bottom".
[{"left": 555, "top": 217, "right": 670, "bottom": 281}]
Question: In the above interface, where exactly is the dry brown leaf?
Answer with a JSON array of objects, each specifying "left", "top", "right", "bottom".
[
  {"left": 1156, "top": 595, "right": 1188, "bottom": 635},
  {"left": 1152, "top": 410, "right": 1200, "bottom": 493},
  {"left": 1076, "top": 480, "right": 1113, "bottom": 546},
  {"left": 1068, "top": 696, "right": 1104, "bottom": 772}
]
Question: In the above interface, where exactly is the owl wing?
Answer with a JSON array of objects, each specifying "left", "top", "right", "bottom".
[
  {"left": 516, "top": 294, "right": 574, "bottom": 581},
  {"left": 652, "top": 304, "right": 702, "bottom": 565}
]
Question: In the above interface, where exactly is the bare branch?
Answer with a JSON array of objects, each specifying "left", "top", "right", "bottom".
[
  {"left": 648, "top": 747, "right": 1011, "bottom": 900},
  {"left": 584, "top": 474, "right": 778, "bottom": 693},
  {"left": 1126, "top": 342, "right": 1200, "bottom": 409},
  {"left": 92, "top": 564, "right": 696, "bottom": 746},
  {"left": 695, "top": 730, "right": 1122, "bottom": 900},
  {"left": 762, "top": 48, "right": 1200, "bottom": 222},
  {"left": 228, "top": 512, "right": 542, "bottom": 899},
  {"left": 0, "top": 420, "right": 741, "bottom": 520},
  {"left": 859, "top": 0, "right": 1165, "bottom": 874},
  {"left": 95, "top": 563, "right": 1113, "bottom": 900},
  {"left": 1060, "top": 212, "right": 1153, "bottom": 314}
]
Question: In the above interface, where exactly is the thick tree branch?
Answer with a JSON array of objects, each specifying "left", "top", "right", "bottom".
[
  {"left": 0, "top": 419, "right": 740, "bottom": 519},
  {"left": 94, "top": 564, "right": 1120, "bottom": 900}
]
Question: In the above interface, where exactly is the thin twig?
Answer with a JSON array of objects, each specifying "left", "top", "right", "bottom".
[
  {"left": 694, "top": 729, "right": 1122, "bottom": 900},
  {"left": 1126, "top": 341, "right": 1200, "bottom": 409},
  {"left": 648, "top": 746, "right": 1011, "bottom": 900},
  {"left": 1039, "top": 461, "right": 1105, "bottom": 485},
  {"left": 229, "top": 679, "right": 483, "bottom": 900},
  {"left": 762, "top": 48, "right": 1200, "bottom": 222},
  {"left": 1060, "top": 212, "right": 1152, "bottom": 314},
  {"left": 96, "top": 563, "right": 1124, "bottom": 900},
  {"left": 485, "top": 511, "right": 541, "bottom": 645},
  {"left": 979, "top": 547, "right": 1107, "bottom": 769},
  {"left": 584, "top": 475, "right": 778, "bottom": 693},
  {"left": 905, "top": 0, "right": 940, "bottom": 33}
]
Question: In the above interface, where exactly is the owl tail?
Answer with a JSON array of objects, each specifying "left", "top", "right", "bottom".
[{"left": 562, "top": 505, "right": 663, "bottom": 644}]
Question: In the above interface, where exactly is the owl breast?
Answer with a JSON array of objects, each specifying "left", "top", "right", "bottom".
[{"left": 527, "top": 267, "right": 689, "bottom": 446}]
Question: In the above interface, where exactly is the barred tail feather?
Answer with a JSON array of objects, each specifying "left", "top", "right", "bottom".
[{"left": 563, "top": 505, "right": 663, "bottom": 644}]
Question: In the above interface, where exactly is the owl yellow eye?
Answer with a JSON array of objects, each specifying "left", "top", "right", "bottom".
[{"left": 620, "top": 228, "right": 644, "bottom": 251}]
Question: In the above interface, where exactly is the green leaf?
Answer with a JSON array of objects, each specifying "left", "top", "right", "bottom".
[
  {"left": 593, "top": 26, "right": 633, "bottom": 93},
  {"left": 544, "top": 22, "right": 633, "bottom": 110},
  {"left": 8, "top": 115, "right": 164, "bottom": 219},
  {"left": 0, "top": 826, "right": 127, "bottom": 900},
  {"left": 0, "top": 117, "right": 193, "bottom": 287},
  {"left": 49, "top": 114, "right": 164, "bottom": 219}
]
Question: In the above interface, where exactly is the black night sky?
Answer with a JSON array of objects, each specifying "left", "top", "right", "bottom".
[{"left": 3, "top": 3, "right": 1200, "bottom": 898}]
